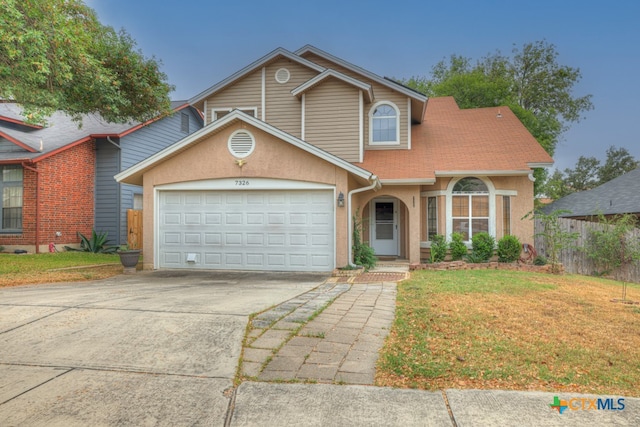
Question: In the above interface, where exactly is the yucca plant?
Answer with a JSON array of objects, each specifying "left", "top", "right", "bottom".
[{"left": 64, "top": 230, "right": 118, "bottom": 254}]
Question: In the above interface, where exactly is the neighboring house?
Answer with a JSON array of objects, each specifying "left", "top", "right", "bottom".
[
  {"left": 116, "top": 45, "right": 553, "bottom": 272},
  {"left": 0, "top": 102, "right": 203, "bottom": 252},
  {"left": 542, "top": 167, "right": 640, "bottom": 220}
]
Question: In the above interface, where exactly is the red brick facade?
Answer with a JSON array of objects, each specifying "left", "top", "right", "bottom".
[{"left": 0, "top": 140, "right": 95, "bottom": 251}]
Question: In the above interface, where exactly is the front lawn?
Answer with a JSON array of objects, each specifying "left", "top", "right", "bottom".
[
  {"left": 376, "top": 269, "right": 640, "bottom": 397},
  {"left": 0, "top": 252, "right": 123, "bottom": 287}
]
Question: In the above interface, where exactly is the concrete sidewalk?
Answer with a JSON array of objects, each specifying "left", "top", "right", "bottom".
[{"left": 229, "top": 383, "right": 639, "bottom": 426}]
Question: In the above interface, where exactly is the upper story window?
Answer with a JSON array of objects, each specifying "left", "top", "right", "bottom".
[
  {"left": 212, "top": 107, "right": 258, "bottom": 122},
  {"left": 1, "top": 165, "right": 23, "bottom": 232},
  {"left": 370, "top": 101, "right": 399, "bottom": 145}
]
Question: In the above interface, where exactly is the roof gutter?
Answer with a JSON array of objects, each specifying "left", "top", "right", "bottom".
[{"left": 347, "top": 175, "right": 381, "bottom": 268}]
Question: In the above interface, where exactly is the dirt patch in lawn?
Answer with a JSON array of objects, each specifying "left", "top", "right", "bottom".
[{"left": 0, "top": 264, "right": 124, "bottom": 287}]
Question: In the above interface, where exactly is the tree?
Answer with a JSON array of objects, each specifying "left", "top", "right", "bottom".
[
  {"left": 542, "top": 169, "right": 571, "bottom": 200},
  {"left": 598, "top": 146, "right": 639, "bottom": 185},
  {"left": 563, "top": 156, "right": 600, "bottom": 192},
  {"left": 532, "top": 209, "right": 579, "bottom": 274},
  {"left": 403, "top": 40, "right": 593, "bottom": 195},
  {"left": 541, "top": 145, "right": 638, "bottom": 199},
  {"left": 585, "top": 214, "right": 640, "bottom": 302},
  {"left": 0, "top": 0, "right": 173, "bottom": 124}
]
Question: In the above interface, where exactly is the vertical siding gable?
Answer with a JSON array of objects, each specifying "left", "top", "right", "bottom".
[
  {"left": 204, "top": 70, "right": 263, "bottom": 123},
  {"left": 300, "top": 52, "right": 410, "bottom": 150},
  {"left": 304, "top": 78, "right": 360, "bottom": 162},
  {"left": 264, "top": 59, "right": 319, "bottom": 137}
]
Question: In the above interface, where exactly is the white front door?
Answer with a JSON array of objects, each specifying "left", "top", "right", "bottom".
[{"left": 370, "top": 199, "right": 397, "bottom": 256}]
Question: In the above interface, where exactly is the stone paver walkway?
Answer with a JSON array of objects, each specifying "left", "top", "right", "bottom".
[{"left": 241, "top": 280, "right": 397, "bottom": 385}]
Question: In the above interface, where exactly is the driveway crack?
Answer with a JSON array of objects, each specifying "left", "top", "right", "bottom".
[
  {"left": 223, "top": 385, "right": 238, "bottom": 427},
  {"left": 0, "top": 367, "right": 74, "bottom": 406}
]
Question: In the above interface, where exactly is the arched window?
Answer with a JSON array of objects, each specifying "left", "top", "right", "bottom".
[
  {"left": 370, "top": 102, "right": 399, "bottom": 144},
  {"left": 451, "top": 177, "right": 490, "bottom": 241}
]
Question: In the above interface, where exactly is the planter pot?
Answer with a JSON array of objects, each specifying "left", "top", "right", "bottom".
[{"left": 117, "top": 250, "right": 141, "bottom": 272}]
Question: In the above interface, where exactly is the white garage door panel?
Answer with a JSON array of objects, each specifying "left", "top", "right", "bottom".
[{"left": 158, "top": 190, "right": 334, "bottom": 272}]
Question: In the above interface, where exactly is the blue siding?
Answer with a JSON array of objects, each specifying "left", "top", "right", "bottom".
[
  {"left": 0, "top": 138, "right": 28, "bottom": 152},
  {"left": 94, "top": 139, "right": 120, "bottom": 242},
  {"left": 96, "top": 107, "right": 203, "bottom": 245}
]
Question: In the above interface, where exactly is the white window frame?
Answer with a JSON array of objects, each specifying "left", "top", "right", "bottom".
[
  {"left": 369, "top": 101, "right": 400, "bottom": 145},
  {"left": 446, "top": 176, "right": 496, "bottom": 243},
  {"left": 211, "top": 107, "right": 258, "bottom": 122},
  {"left": 427, "top": 196, "right": 438, "bottom": 241},
  {"left": 0, "top": 165, "right": 23, "bottom": 232}
]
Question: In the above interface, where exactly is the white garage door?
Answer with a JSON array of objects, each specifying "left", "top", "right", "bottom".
[{"left": 158, "top": 189, "right": 335, "bottom": 271}]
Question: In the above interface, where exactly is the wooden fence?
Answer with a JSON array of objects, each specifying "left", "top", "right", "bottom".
[
  {"left": 533, "top": 217, "right": 640, "bottom": 283},
  {"left": 127, "top": 209, "right": 143, "bottom": 250}
]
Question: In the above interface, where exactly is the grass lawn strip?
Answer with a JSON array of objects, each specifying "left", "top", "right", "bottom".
[
  {"left": 376, "top": 269, "right": 640, "bottom": 397},
  {"left": 0, "top": 252, "right": 124, "bottom": 287}
]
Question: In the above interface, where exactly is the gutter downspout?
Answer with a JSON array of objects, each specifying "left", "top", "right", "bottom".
[
  {"left": 21, "top": 162, "right": 40, "bottom": 253},
  {"left": 347, "top": 175, "right": 380, "bottom": 267}
]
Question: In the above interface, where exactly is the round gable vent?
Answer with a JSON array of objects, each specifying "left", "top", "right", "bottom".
[
  {"left": 228, "top": 130, "right": 255, "bottom": 158},
  {"left": 275, "top": 68, "right": 290, "bottom": 84}
]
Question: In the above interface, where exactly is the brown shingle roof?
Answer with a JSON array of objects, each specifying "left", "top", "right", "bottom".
[{"left": 355, "top": 97, "right": 553, "bottom": 181}]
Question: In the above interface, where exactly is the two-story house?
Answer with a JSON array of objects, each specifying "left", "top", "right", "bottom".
[{"left": 116, "top": 45, "right": 553, "bottom": 272}]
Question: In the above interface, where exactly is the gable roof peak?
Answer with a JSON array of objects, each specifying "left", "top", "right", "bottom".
[{"left": 188, "top": 47, "right": 326, "bottom": 106}]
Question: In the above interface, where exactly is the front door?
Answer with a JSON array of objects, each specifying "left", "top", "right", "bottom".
[{"left": 370, "top": 199, "right": 397, "bottom": 256}]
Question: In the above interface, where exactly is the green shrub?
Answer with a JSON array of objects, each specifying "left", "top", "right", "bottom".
[
  {"left": 430, "top": 234, "right": 447, "bottom": 263},
  {"left": 533, "top": 255, "right": 547, "bottom": 266},
  {"left": 64, "top": 230, "right": 118, "bottom": 254},
  {"left": 449, "top": 232, "right": 467, "bottom": 261},
  {"left": 469, "top": 232, "right": 495, "bottom": 263},
  {"left": 352, "top": 211, "right": 376, "bottom": 270},
  {"left": 465, "top": 252, "right": 487, "bottom": 264},
  {"left": 497, "top": 235, "right": 522, "bottom": 263}
]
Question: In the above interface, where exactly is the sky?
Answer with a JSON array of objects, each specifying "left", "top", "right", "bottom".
[{"left": 86, "top": 0, "right": 640, "bottom": 172}]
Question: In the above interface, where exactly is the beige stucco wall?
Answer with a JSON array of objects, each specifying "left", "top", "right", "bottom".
[
  {"left": 355, "top": 186, "right": 422, "bottom": 264},
  {"left": 492, "top": 175, "right": 536, "bottom": 243},
  {"left": 140, "top": 122, "right": 352, "bottom": 270}
]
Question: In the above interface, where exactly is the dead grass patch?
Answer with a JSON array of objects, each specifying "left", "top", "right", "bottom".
[
  {"left": 376, "top": 270, "right": 640, "bottom": 396},
  {"left": 0, "top": 253, "right": 124, "bottom": 287}
]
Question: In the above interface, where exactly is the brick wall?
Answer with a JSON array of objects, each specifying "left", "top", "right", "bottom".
[{"left": 0, "top": 140, "right": 96, "bottom": 251}]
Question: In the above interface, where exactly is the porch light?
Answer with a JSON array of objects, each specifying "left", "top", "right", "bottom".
[{"left": 337, "top": 192, "right": 345, "bottom": 207}]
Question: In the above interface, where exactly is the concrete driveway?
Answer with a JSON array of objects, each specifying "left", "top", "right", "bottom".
[{"left": 0, "top": 270, "right": 327, "bottom": 426}]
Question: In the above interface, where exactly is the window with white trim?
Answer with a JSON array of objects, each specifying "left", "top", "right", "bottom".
[
  {"left": 369, "top": 102, "right": 399, "bottom": 144},
  {"left": 212, "top": 107, "right": 258, "bottom": 122},
  {"left": 452, "top": 177, "right": 489, "bottom": 241},
  {"left": 427, "top": 196, "right": 437, "bottom": 240},
  {"left": 1, "top": 165, "right": 23, "bottom": 232},
  {"left": 503, "top": 196, "right": 511, "bottom": 236}
]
